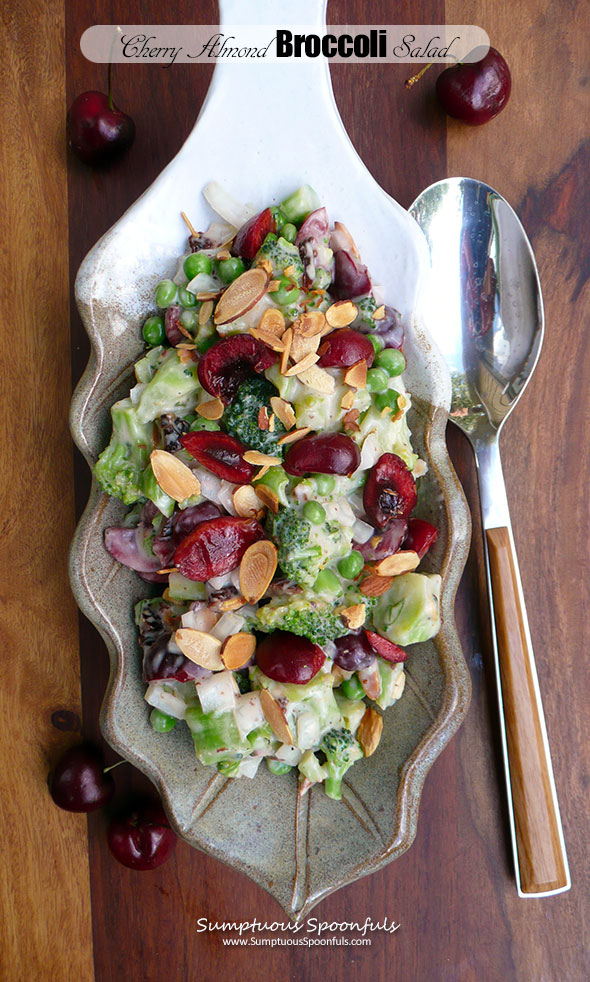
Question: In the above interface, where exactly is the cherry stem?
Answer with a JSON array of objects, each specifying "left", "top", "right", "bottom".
[
  {"left": 404, "top": 62, "right": 434, "bottom": 89},
  {"left": 107, "top": 61, "right": 113, "bottom": 111},
  {"left": 103, "top": 759, "right": 126, "bottom": 774}
]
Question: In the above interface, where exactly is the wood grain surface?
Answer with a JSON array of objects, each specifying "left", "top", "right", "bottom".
[
  {"left": 0, "top": 2, "right": 94, "bottom": 980},
  {"left": 3, "top": 0, "right": 588, "bottom": 978}
]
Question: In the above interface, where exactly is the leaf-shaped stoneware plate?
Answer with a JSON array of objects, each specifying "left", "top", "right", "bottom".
[{"left": 70, "top": 0, "right": 471, "bottom": 920}]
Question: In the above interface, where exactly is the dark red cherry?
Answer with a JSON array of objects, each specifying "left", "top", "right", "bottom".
[
  {"left": 283, "top": 433, "right": 361, "bottom": 477},
  {"left": 197, "top": 335, "right": 277, "bottom": 404},
  {"left": 180, "top": 431, "right": 255, "bottom": 484},
  {"left": 356, "top": 519, "right": 408, "bottom": 561},
  {"left": 317, "top": 328, "right": 375, "bottom": 369},
  {"left": 255, "top": 631, "right": 325, "bottom": 684},
  {"left": 49, "top": 743, "right": 115, "bottom": 813},
  {"left": 143, "top": 633, "right": 209, "bottom": 683},
  {"left": 232, "top": 208, "right": 275, "bottom": 260},
  {"left": 107, "top": 800, "right": 176, "bottom": 871},
  {"left": 404, "top": 518, "right": 439, "bottom": 559},
  {"left": 66, "top": 90, "right": 135, "bottom": 164},
  {"left": 436, "top": 48, "right": 511, "bottom": 125},
  {"left": 363, "top": 453, "right": 417, "bottom": 530},
  {"left": 165, "top": 305, "right": 184, "bottom": 346},
  {"left": 333, "top": 632, "right": 376, "bottom": 671},
  {"left": 174, "top": 516, "right": 264, "bottom": 581},
  {"left": 331, "top": 250, "right": 372, "bottom": 300},
  {"left": 364, "top": 630, "right": 408, "bottom": 664}
]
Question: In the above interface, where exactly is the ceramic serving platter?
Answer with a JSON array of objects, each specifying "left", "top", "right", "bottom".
[{"left": 69, "top": 0, "right": 471, "bottom": 920}]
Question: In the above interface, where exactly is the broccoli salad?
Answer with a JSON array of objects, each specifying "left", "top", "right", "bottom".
[{"left": 96, "top": 183, "right": 442, "bottom": 800}]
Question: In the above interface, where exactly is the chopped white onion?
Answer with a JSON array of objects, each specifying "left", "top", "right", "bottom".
[
  {"left": 207, "top": 571, "right": 233, "bottom": 591},
  {"left": 181, "top": 605, "right": 219, "bottom": 633},
  {"left": 210, "top": 611, "right": 246, "bottom": 643},
  {"left": 296, "top": 711, "right": 320, "bottom": 751},
  {"left": 352, "top": 518, "right": 374, "bottom": 544},
  {"left": 359, "top": 432, "right": 382, "bottom": 471},
  {"left": 196, "top": 671, "right": 238, "bottom": 714},
  {"left": 185, "top": 271, "right": 219, "bottom": 295},
  {"left": 191, "top": 464, "right": 222, "bottom": 502},
  {"left": 233, "top": 692, "right": 265, "bottom": 740},
  {"left": 217, "top": 480, "right": 237, "bottom": 515},
  {"left": 203, "top": 181, "right": 255, "bottom": 230},
  {"left": 144, "top": 683, "right": 187, "bottom": 720},
  {"left": 235, "top": 755, "right": 263, "bottom": 779},
  {"left": 275, "top": 744, "right": 302, "bottom": 765}
]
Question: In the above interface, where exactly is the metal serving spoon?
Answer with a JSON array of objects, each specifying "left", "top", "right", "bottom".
[{"left": 410, "top": 178, "right": 570, "bottom": 897}]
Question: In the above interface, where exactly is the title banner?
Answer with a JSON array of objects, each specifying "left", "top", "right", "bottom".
[{"left": 81, "top": 25, "right": 489, "bottom": 64}]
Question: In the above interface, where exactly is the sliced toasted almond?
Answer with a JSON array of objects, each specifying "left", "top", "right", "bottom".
[
  {"left": 284, "top": 351, "right": 320, "bottom": 377},
  {"left": 216, "top": 249, "right": 231, "bottom": 260},
  {"left": 357, "top": 706, "right": 383, "bottom": 757},
  {"left": 240, "top": 540, "right": 278, "bottom": 603},
  {"left": 344, "top": 359, "right": 367, "bottom": 389},
  {"left": 177, "top": 348, "right": 197, "bottom": 364},
  {"left": 397, "top": 393, "right": 409, "bottom": 410},
  {"left": 333, "top": 221, "right": 360, "bottom": 258},
  {"left": 260, "top": 689, "right": 293, "bottom": 744},
  {"left": 199, "top": 299, "right": 214, "bottom": 325},
  {"left": 343, "top": 408, "right": 360, "bottom": 432},
  {"left": 298, "top": 364, "right": 335, "bottom": 394},
  {"left": 150, "top": 450, "right": 201, "bottom": 502},
  {"left": 340, "top": 389, "right": 356, "bottom": 411},
  {"left": 280, "top": 328, "right": 293, "bottom": 374},
  {"left": 258, "top": 307, "right": 285, "bottom": 337},
  {"left": 177, "top": 321, "right": 194, "bottom": 340},
  {"left": 232, "top": 484, "right": 265, "bottom": 518},
  {"left": 249, "top": 326, "right": 286, "bottom": 352},
  {"left": 375, "top": 550, "right": 420, "bottom": 577},
  {"left": 338, "top": 604, "right": 367, "bottom": 630},
  {"left": 413, "top": 459, "right": 427, "bottom": 478},
  {"left": 221, "top": 632, "right": 257, "bottom": 670},
  {"left": 243, "top": 450, "right": 281, "bottom": 467},
  {"left": 258, "top": 406, "right": 270, "bottom": 431},
  {"left": 325, "top": 300, "right": 358, "bottom": 328},
  {"left": 176, "top": 342, "right": 196, "bottom": 350},
  {"left": 254, "top": 464, "right": 271, "bottom": 481},
  {"left": 360, "top": 573, "right": 394, "bottom": 596},
  {"left": 180, "top": 211, "right": 197, "bottom": 236},
  {"left": 331, "top": 665, "right": 353, "bottom": 685},
  {"left": 175, "top": 629, "right": 223, "bottom": 670},
  {"left": 270, "top": 396, "right": 296, "bottom": 430},
  {"left": 213, "top": 268, "right": 269, "bottom": 325},
  {"left": 157, "top": 567, "right": 178, "bottom": 575},
  {"left": 219, "top": 596, "right": 246, "bottom": 612},
  {"left": 290, "top": 331, "right": 320, "bottom": 363},
  {"left": 268, "top": 279, "right": 280, "bottom": 293},
  {"left": 277, "top": 426, "right": 311, "bottom": 446},
  {"left": 196, "top": 290, "right": 221, "bottom": 301},
  {"left": 196, "top": 397, "right": 224, "bottom": 420},
  {"left": 268, "top": 413, "right": 276, "bottom": 432},
  {"left": 294, "top": 310, "right": 327, "bottom": 338},
  {"left": 254, "top": 484, "right": 280, "bottom": 514},
  {"left": 257, "top": 258, "right": 273, "bottom": 276},
  {"left": 283, "top": 263, "right": 296, "bottom": 277},
  {"left": 373, "top": 304, "right": 386, "bottom": 321}
]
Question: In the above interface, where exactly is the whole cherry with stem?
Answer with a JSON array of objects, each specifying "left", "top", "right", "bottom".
[
  {"left": 406, "top": 47, "right": 511, "bottom": 125},
  {"left": 67, "top": 62, "right": 135, "bottom": 164}
]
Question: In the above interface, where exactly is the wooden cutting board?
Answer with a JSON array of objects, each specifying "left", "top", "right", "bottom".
[{"left": 2, "top": 0, "right": 589, "bottom": 979}]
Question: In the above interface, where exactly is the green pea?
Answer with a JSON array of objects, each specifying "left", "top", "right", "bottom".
[
  {"left": 366, "top": 367, "right": 390, "bottom": 393},
  {"left": 375, "top": 389, "right": 400, "bottom": 415},
  {"left": 267, "top": 759, "right": 292, "bottom": 775},
  {"left": 178, "top": 286, "right": 197, "bottom": 308},
  {"left": 190, "top": 417, "right": 220, "bottom": 432},
  {"left": 337, "top": 550, "right": 365, "bottom": 580},
  {"left": 196, "top": 334, "right": 219, "bottom": 354},
  {"left": 313, "top": 568, "right": 343, "bottom": 598},
  {"left": 315, "top": 474, "right": 335, "bottom": 496},
  {"left": 142, "top": 315, "right": 166, "bottom": 347},
  {"left": 368, "top": 334, "right": 385, "bottom": 355},
  {"left": 150, "top": 708, "right": 177, "bottom": 733},
  {"left": 270, "top": 207, "right": 286, "bottom": 232},
  {"left": 183, "top": 252, "right": 212, "bottom": 278},
  {"left": 339, "top": 675, "right": 365, "bottom": 700},
  {"left": 303, "top": 500, "right": 326, "bottom": 525},
  {"left": 217, "top": 257, "right": 245, "bottom": 284},
  {"left": 154, "top": 279, "right": 178, "bottom": 309},
  {"left": 282, "top": 223, "right": 297, "bottom": 243},
  {"left": 180, "top": 309, "right": 199, "bottom": 331},
  {"left": 274, "top": 277, "right": 301, "bottom": 306},
  {"left": 376, "top": 348, "right": 406, "bottom": 376}
]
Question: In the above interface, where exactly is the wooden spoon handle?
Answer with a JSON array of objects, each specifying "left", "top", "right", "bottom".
[{"left": 486, "top": 526, "right": 569, "bottom": 893}]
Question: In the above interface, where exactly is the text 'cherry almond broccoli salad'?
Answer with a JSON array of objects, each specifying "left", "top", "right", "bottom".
[{"left": 96, "top": 184, "right": 442, "bottom": 800}]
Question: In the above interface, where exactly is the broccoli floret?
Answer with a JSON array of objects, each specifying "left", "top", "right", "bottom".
[
  {"left": 255, "top": 233, "right": 304, "bottom": 281},
  {"left": 136, "top": 348, "right": 201, "bottom": 424},
  {"left": 320, "top": 728, "right": 363, "bottom": 800},
  {"left": 94, "top": 398, "right": 153, "bottom": 505},
  {"left": 265, "top": 508, "right": 323, "bottom": 587},
  {"left": 223, "top": 377, "right": 287, "bottom": 456},
  {"left": 353, "top": 295, "right": 379, "bottom": 329},
  {"left": 253, "top": 596, "right": 347, "bottom": 646}
]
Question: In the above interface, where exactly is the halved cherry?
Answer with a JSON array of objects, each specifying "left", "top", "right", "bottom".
[
  {"left": 174, "top": 517, "right": 264, "bottom": 581},
  {"left": 283, "top": 432, "right": 361, "bottom": 477},
  {"left": 255, "top": 630, "right": 325, "bottom": 684},
  {"left": 331, "top": 250, "right": 371, "bottom": 300},
  {"left": 404, "top": 518, "right": 439, "bottom": 559},
  {"left": 165, "top": 305, "right": 184, "bottom": 346},
  {"left": 317, "top": 328, "right": 375, "bottom": 369},
  {"left": 295, "top": 207, "right": 329, "bottom": 244},
  {"left": 180, "top": 431, "right": 255, "bottom": 484},
  {"left": 356, "top": 518, "right": 408, "bottom": 561},
  {"left": 364, "top": 630, "right": 408, "bottom": 664},
  {"left": 198, "top": 335, "right": 277, "bottom": 404},
  {"left": 363, "top": 453, "right": 417, "bottom": 530},
  {"left": 231, "top": 208, "right": 275, "bottom": 260}
]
